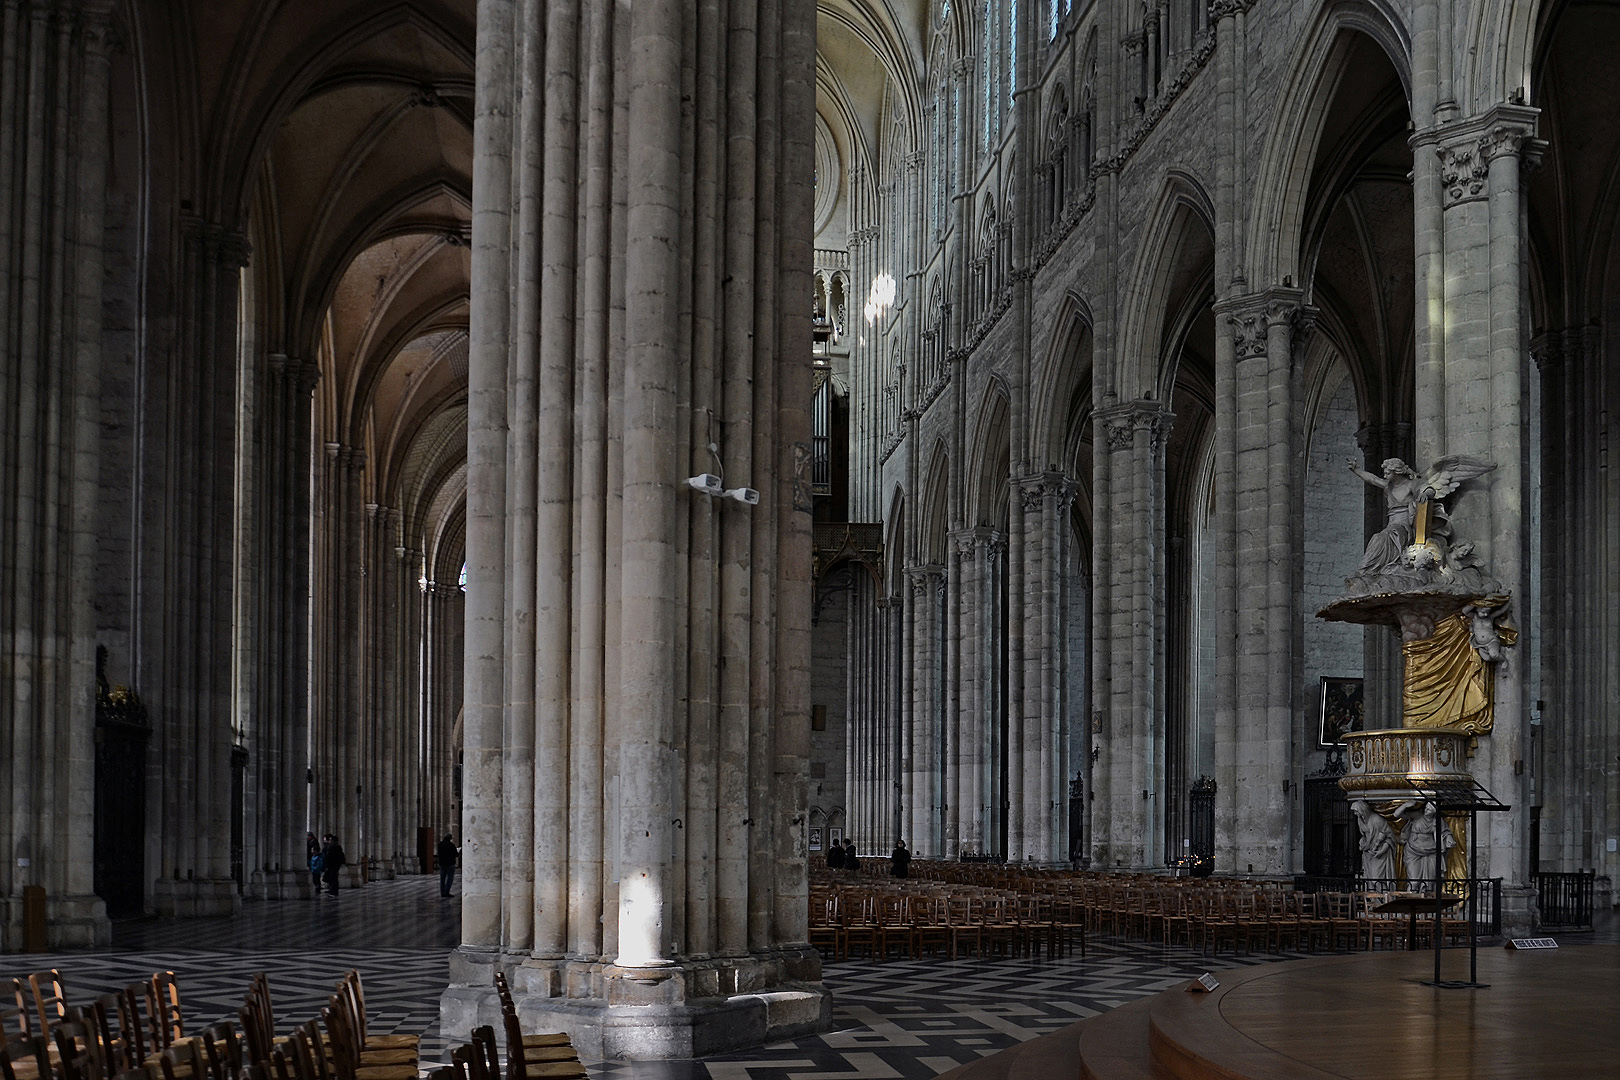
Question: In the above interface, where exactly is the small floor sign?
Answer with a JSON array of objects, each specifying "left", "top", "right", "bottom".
[{"left": 1506, "top": 938, "right": 1559, "bottom": 950}]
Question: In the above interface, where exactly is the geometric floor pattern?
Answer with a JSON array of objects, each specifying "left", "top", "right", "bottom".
[{"left": 8, "top": 875, "right": 1616, "bottom": 1080}]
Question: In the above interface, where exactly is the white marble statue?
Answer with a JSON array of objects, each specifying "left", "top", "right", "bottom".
[
  {"left": 1352, "top": 800, "right": 1396, "bottom": 883},
  {"left": 1343, "top": 455, "right": 1497, "bottom": 582},
  {"left": 1396, "top": 800, "right": 1456, "bottom": 889}
]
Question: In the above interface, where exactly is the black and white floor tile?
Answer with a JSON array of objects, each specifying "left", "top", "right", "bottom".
[{"left": 10, "top": 876, "right": 1615, "bottom": 1080}]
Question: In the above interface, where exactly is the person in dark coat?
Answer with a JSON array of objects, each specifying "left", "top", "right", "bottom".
[
  {"left": 436, "top": 832, "right": 460, "bottom": 897},
  {"left": 890, "top": 839, "right": 911, "bottom": 878},
  {"left": 321, "top": 834, "right": 347, "bottom": 896},
  {"left": 826, "top": 838, "right": 845, "bottom": 871},
  {"left": 306, "top": 832, "right": 322, "bottom": 894},
  {"left": 844, "top": 838, "right": 858, "bottom": 873}
]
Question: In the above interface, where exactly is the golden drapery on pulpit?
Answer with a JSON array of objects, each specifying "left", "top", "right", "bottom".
[{"left": 1401, "top": 608, "right": 1517, "bottom": 735}]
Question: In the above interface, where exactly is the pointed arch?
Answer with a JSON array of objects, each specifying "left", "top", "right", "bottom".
[
  {"left": 919, "top": 441, "right": 952, "bottom": 565},
  {"left": 1030, "top": 291, "right": 1094, "bottom": 471},
  {"left": 966, "top": 379, "right": 1012, "bottom": 529},
  {"left": 1114, "top": 171, "right": 1217, "bottom": 401},
  {"left": 1467, "top": 0, "right": 1545, "bottom": 112},
  {"left": 1245, "top": 2, "right": 1412, "bottom": 288}
]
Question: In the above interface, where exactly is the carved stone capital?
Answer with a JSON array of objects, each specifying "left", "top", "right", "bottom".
[
  {"left": 182, "top": 217, "right": 252, "bottom": 270},
  {"left": 907, "top": 564, "right": 946, "bottom": 597},
  {"left": 1228, "top": 311, "right": 1268, "bottom": 362},
  {"left": 1096, "top": 401, "right": 1173, "bottom": 456},
  {"left": 1019, "top": 472, "right": 1077, "bottom": 513},
  {"left": 1354, "top": 421, "right": 1412, "bottom": 463},
  {"left": 1438, "top": 140, "right": 1490, "bottom": 207},
  {"left": 1529, "top": 332, "right": 1561, "bottom": 373}
]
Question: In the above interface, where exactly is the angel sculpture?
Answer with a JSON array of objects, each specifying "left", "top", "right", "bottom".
[{"left": 1344, "top": 455, "right": 1496, "bottom": 579}]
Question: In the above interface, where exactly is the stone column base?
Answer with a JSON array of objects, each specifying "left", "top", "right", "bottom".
[
  {"left": 1, "top": 893, "right": 114, "bottom": 950},
  {"left": 440, "top": 945, "right": 831, "bottom": 1060},
  {"left": 1501, "top": 883, "right": 1539, "bottom": 938},
  {"left": 151, "top": 877, "right": 242, "bottom": 918},
  {"left": 246, "top": 869, "right": 320, "bottom": 901}
]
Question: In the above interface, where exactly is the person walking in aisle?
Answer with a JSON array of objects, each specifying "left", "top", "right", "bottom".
[{"left": 436, "top": 831, "right": 460, "bottom": 897}]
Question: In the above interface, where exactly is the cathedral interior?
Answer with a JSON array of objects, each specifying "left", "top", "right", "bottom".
[{"left": 2, "top": 0, "right": 1618, "bottom": 1069}]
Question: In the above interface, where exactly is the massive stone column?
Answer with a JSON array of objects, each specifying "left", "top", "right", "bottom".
[
  {"left": 1015, "top": 473, "right": 1075, "bottom": 862},
  {"left": 1216, "top": 290, "right": 1309, "bottom": 877},
  {"left": 141, "top": 215, "right": 252, "bottom": 918},
  {"left": 1410, "top": 104, "right": 1540, "bottom": 929},
  {"left": 1092, "top": 402, "right": 1171, "bottom": 869},
  {"left": 244, "top": 354, "right": 319, "bottom": 899},
  {"left": 444, "top": 0, "right": 827, "bottom": 1058},
  {"left": 0, "top": 0, "right": 114, "bottom": 949}
]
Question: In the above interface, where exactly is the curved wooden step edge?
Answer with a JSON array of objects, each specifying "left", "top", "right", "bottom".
[{"left": 1078, "top": 998, "right": 1171, "bottom": 1080}]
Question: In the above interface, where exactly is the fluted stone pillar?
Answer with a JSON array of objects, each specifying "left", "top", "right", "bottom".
[
  {"left": 142, "top": 214, "right": 252, "bottom": 918},
  {"left": 1093, "top": 402, "right": 1171, "bottom": 868},
  {"left": 949, "top": 529, "right": 984, "bottom": 855},
  {"left": 1411, "top": 104, "right": 1540, "bottom": 927},
  {"left": 243, "top": 354, "right": 319, "bottom": 899},
  {"left": 0, "top": 0, "right": 114, "bottom": 949},
  {"left": 445, "top": 0, "right": 826, "bottom": 1058},
  {"left": 1216, "top": 291, "right": 1310, "bottom": 877}
]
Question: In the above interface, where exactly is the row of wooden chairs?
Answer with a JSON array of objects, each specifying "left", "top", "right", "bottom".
[
  {"left": 816, "top": 863, "right": 1479, "bottom": 960},
  {"left": 426, "top": 972, "right": 584, "bottom": 1080},
  {"left": 809, "top": 883, "right": 1086, "bottom": 962},
  {"left": 3, "top": 969, "right": 237, "bottom": 1080}
]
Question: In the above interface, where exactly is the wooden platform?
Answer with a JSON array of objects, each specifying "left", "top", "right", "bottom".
[{"left": 940, "top": 945, "right": 1620, "bottom": 1080}]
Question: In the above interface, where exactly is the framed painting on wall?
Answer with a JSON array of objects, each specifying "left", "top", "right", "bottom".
[
  {"left": 1319, "top": 676, "right": 1365, "bottom": 747},
  {"left": 808, "top": 828, "right": 822, "bottom": 852}
]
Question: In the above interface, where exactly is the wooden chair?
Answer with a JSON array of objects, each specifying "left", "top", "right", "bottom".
[
  {"left": 1262, "top": 891, "right": 1302, "bottom": 953},
  {"left": 90, "top": 995, "right": 136, "bottom": 1080},
  {"left": 3, "top": 983, "right": 33, "bottom": 1043},
  {"left": 498, "top": 1014, "right": 586, "bottom": 1080},
  {"left": 199, "top": 1023, "right": 241, "bottom": 1080},
  {"left": 284, "top": 1025, "right": 329, "bottom": 1080},
  {"left": 25, "top": 973, "right": 66, "bottom": 1042},
  {"left": 265, "top": 1046, "right": 297, "bottom": 1080},
  {"left": 0, "top": 1036, "right": 50, "bottom": 1080},
  {"left": 1291, "top": 891, "right": 1327, "bottom": 952},
  {"left": 464, "top": 1031, "right": 501, "bottom": 1080},
  {"left": 145, "top": 973, "right": 192, "bottom": 1055},
  {"left": 337, "top": 974, "right": 417, "bottom": 1054},
  {"left": 945, "top": 895, "right": 981, "bottom": 959},
  {"left": 117, "top": 987, "right": 152, "bottom": 1070},
  {"left": 873, "top": 894, "right": 913, "bottom": 960},
  {"left": 445, "top": 1043, "right": 478, "bottom": 1080},
  {"left": 490, "top": 973, "right": 570, "bottom": 1053},
  {"left": 808, "top": 893, "right": 841, "bottom": 960},
  {"left": 53, "top": 1012, "right": 105, "bottom": 1080},
  {"left": 320, "top": 1003, "right": 414, "bottom": 1080},
  {"left": 840, "top": 892, "right": 877, "bottom": 960},
  {"left": 1048, "top": 889, "right": 1087, "bottom": 957},
  {"left": 154, "top": 1039, "right": 205, "bottom": 1080},
  {"left": 1361, "top": 893, "right": 1403, "bottom": 951},
  {"left": 912, "top": 895, "right": 951, "bottom": 958}
]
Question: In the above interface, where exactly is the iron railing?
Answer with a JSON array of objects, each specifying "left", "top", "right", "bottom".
[
  {"left": 1294, "top": 875, "right": 1504, "bottom": 937},
  {"left": 1534, "top": 870, "right": 1595, "bottom": 929}
]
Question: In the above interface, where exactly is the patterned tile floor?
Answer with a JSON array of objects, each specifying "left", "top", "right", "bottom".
[{"left": 9, "top": 876, "right": 1616, "bottom": 1080}]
